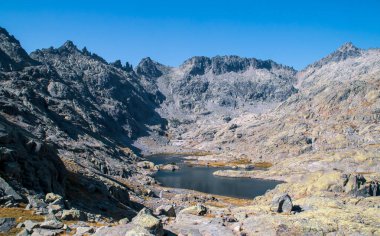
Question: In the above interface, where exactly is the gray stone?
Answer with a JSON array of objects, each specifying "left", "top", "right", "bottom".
[
  {"left": 24, "top": 220, "right": 40, "bottom": 232},
  {"left": 196, "top": 204, "right": 207, "bottom": 216},
  {"left": 17, "top": 229, "right": 29, "bottom": 236},
  {"left": 27, "top": 195, "right": 47, "bottom": 209},
  {"left": 40, "top": 219, "right": 64, "bottom": 229},
  {"left": 125, "top": 226, "right": 154, "bottom": 236},
  {"left": 61, "top": 209, "right": 87, "bottom": 221},
  {"left": 271, "top": 194, "right": 293, "bottom": 213},
  {"left": 74, "top": 226, "right": 95, "bottom": 236},
  {"left": 0, "top": 177, "right": 22, "bottom": 201},
  {"left": 155, "top": 204, "right": 176, "bottom": 217},
  {"left": 118, "top": 217, "right": 130, "bottom": 224},
  {"left": 45, "top": 193, "right": 63, "bottom": 203},
  {"left": 132, "top": 208, "right": 164, "bottom": 236},
  {"left": 0, "top": 217, "right": 16, "bottom": 232},
  {"left": 31, "top": 228, "right": 63, "bottom": 236}
]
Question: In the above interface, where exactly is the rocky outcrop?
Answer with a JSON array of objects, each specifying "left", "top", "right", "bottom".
[
  {"left": 155, "top": 204, "right": 176, "bottom": 217},
  {"left": 271, "top": 194, "right": 293, "bottom": 213},
  {"left": 130, "top": 208, "right": 164, "bottom": 236},
  {"left": 0, "top": 118, "right": 66, "bottom": 198},
  {"left": 136, "top": 57, "right": 165, "bottom": 78}
]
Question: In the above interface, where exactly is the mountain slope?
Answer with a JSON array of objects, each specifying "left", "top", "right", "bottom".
[
  {"left": 177, "top": 43, "right": 380, "bottom": 171},
  {"left": 0, "top": 27, "right": 167, "bottom": 217}
]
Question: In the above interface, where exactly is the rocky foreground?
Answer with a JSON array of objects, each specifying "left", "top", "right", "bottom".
[{"left": 0, "top": 26, "right": 379, "bottom": 235}]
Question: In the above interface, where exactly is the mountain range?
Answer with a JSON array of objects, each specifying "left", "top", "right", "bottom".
[{"left": 0, "top": 26, "right": 379, "bottom": 235}]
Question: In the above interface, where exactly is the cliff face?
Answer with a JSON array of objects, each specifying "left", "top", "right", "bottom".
[{"left": 136, "top": 55, "right": 297, "bottom": 117}]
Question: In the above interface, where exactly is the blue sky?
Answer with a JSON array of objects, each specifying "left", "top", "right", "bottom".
[{"left": 1, "top": 0, "right": 379, "bottom": 70}]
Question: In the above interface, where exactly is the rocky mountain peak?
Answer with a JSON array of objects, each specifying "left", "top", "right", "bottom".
[
  {"left": 180, "top": 55, "right": 295, "bottom": 77},
  {"left": 111, "top": 59, "right": 134, "bottom": 72},
  {"left": 304, "top": 42, "right": 362, "bottom": 70},
  {"left": 0, "top": 26, "right": 38, "bottom": 71},
  {"left": 136, "top": 57, "right": 163, "bottom": 78},
  {"left": 180, "top": 56, "right": 212, "bottom": 76},
  {"left": 59, "top": 40, "right": 79, "bottom": 52},
  {"left": 337, "top": 42, "right": 360, "bottom": 53}
]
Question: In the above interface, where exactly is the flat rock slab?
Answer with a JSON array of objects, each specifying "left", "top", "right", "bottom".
[
  {"left": 93, "top": 224, "right": 134, "bottom": 236},
  {"left": 168, "top": 213, "right": 235, "bottom": 236},
  {"left": 0, "top": 217, "right": 16, "bottom": 232},
  {"left": 31, "top": 228, "right": 64, "bottom": 236}
]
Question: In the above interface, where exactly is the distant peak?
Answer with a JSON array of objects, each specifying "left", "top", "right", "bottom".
[
  {"left": 139, "top": 57, "right": 156, "bottom": 64},
  {"left": 338, "top": 42, "right": 360, "bottom": 53},
  {"left": 60, "top": 40, "right": 79, "bottom": 51},
  {"left": 136, "top": 57, "right": 163, "bottom": 78},
  {"left": 0, "top": 27, "right": 9, "bottom": 36},
  {"left": 304, "top": 42, "right": 362, "bottom": 70},
  {"left": 0, "top": 26, "right": 39, "bottom": 69}
]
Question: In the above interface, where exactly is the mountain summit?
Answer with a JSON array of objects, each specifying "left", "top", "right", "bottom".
[
  {"left": 0, "top": 27, "right": 39, "bottom": 71},
  {"left": 306, "top": 42, "right": 362, "bottom": 70}
]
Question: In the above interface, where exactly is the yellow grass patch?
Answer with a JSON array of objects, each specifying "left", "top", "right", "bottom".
[
  {"left": 253, "top": 162, "right": 273, "bottom": 168},
  {"left": 0, "top": 207, "right": 45, "bottom": 236}
]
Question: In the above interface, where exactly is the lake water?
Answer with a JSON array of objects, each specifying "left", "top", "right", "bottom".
[{"left": 149, "top": 155, "right": 282, "bottom": 199}]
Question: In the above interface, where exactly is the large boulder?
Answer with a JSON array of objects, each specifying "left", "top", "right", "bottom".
[
  {"left": 45, "top": 193, "right": 63, "bottom": 203},
  {"left": 74, "top": 226, "right": 95, "bottom": 236},
  {"left": 23, "top": 220, "right": 40, "bottom": 232},
  {"left": 131, "top": 208, "right": 164, "bottom": 236},
  {"left": 158, "top": 164, "right": 180, "bottom": 171},
  {"left": 155, "top": 204, "right": 176, "bottom": 217},
  {"left": 0, "top": 177, "right": 22, "bottom": 201},
  {"left": 343, "top": 174, "right": 367, "bottom": 196},
  {"left": 137, "top": 161, "right": 155, "bottom": 170},
  {"left": 179, "top": 204, "right": 208, "bottom": 216},
  {"left": 271, "top": 194, "right": 293, "bottom": 213}
]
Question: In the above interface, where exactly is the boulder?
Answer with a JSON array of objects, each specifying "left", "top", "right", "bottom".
[
  {"left": 137, "top": 161, "right": 155, "bottom": 169},
  {"left": 155, "top": 204, "right": 176, "bottom": 217},
  {"left": 271, "top": 194, "right": 293, "bottom": 213},
  {"left": 74, "top": 226, "right": 95, "bottom": 236},
  {"left": 369, "top": 181, "right": 380, "bottom": 196},
  {"left": 61, "top": 209, "right": 87, "bottom": 221},
  {"left": 0, "top": 177, "right": 22, "bottom": 201},
  {"left": 159, "top": 164, "right": 180, "bottom": 171},
  {"left": 118, "top": 217, "right": 130, "bottom": 224},
  {"left": 16, "top": 229, "right": 29, "bottom": 236},
  {"left": 27, "top": 195, "right": 47, "bottom": 209},
  {"left": 45, "top": 193, "right": 63, "bottom": 203},
  {"left": 131, "top": 208, "right": 164, "bottom": 236},
  {"left": 179, "top": 204, "right": 207, "bottom": 216},
  {"left": 0, "top": 217, "right": 16, "bottom": 233},
  {"left": 344, "top": 174, "right": 367, "bottom": 196},
  {"left": 23, "top": 220, "right": 40, "bottom": 232},
  {"left": 40, "top": 220, "right": 64, "bottom": 230},
  {"left": 31, "top": 228, "right": 63, "bottom": 236}
]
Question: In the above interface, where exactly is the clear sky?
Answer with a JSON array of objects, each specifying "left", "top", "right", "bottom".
[{"left": 1, "top": 0, "right": 379, "bottom": 70}]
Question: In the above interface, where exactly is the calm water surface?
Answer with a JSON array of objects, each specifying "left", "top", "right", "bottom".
[{"left": 149, "top": 155, "right": 282, "bottom": 199}]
